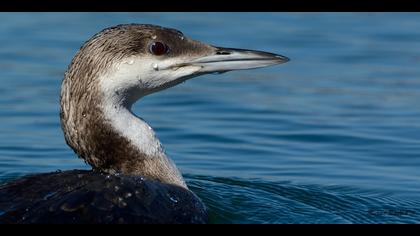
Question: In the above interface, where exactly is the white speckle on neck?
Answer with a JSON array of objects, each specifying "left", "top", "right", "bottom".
[{"left": 152, "top": 63, "right": 159, "bottom": 71}]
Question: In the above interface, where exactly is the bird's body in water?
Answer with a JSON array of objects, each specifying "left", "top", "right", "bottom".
[{"left": 0, "top": 24, "right": 289, "bottom": 224}]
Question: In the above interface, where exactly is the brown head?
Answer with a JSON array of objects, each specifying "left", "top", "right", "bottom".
[{"left": 60, "top": 24, "right": 289, "bottom": 187}]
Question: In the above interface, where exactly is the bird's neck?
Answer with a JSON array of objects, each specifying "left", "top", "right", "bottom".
[
  {"left": 60, "top": 80, "right": 187, "bottom": 189},
  {"left": 99, "top": 98, "right": 187, "bottom": 188}
]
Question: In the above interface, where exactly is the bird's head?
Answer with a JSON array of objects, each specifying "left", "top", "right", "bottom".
[{"left": 66, "top": 24, "right": 289, "bottom": 108}]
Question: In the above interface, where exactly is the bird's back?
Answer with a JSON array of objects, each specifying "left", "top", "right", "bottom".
[{"left": 0, "top": 170, "right": 207, "bottom": 224}]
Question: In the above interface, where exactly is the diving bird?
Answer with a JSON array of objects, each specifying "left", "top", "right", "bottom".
[{"left": 0, "top": 24, "right": 289, "bottom": 224}]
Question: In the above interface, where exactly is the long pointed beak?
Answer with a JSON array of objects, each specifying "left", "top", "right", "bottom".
[{"left": 190, "top": 47, "right": 289, "bottom": 73}]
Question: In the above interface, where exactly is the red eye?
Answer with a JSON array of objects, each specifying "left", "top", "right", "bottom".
[{"left": 149, "top": 42, "right": 169, "bottom": 56}]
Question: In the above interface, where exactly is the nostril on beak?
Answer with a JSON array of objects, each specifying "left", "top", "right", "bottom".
[{"left": 216, "top": 51, "right": 231, "bottom": 55}]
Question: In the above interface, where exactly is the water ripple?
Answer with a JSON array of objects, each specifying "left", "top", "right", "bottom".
[{"left": 187, "top": 175, "right": 420, "bottom": 224}]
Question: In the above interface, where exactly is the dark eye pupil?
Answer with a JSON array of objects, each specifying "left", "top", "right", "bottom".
[{"left": 150, "top": 42, "right": 168, "bottom": 55}]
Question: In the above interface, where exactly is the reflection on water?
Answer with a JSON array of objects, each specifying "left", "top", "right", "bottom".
[{"left": 1, "top": 13, "right": 420, "bottom": 223}]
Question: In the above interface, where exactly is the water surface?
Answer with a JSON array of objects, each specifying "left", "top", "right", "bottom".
[{"left": 1, "top": 13, "right": 420, "bottom": 223}]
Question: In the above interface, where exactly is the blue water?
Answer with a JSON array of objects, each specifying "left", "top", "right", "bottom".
[{"left": 1, "top": 13, "right": 420, "bottom": 223}]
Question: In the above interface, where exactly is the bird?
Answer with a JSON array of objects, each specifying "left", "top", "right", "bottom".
[{"left": 0, "top": 24, "right": 289, "bottom": 224}]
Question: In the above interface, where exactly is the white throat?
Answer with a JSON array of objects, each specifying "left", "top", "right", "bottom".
[
  {"left": 97, "top": 57, "right": 188, "bottom": 188},
  {"left": 99, "top": 57, "right": 169, "bottom": 158},
  {"left": 103, "top": 104, "right": 165, "bottom": 158}
]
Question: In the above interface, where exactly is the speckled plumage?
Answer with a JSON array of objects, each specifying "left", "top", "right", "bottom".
[
  {"left": 60, "top": 24, "right": 212, "bottom": 186},
  {"left": 0, "top": 170, "right": 207, "bottom": 224}
]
